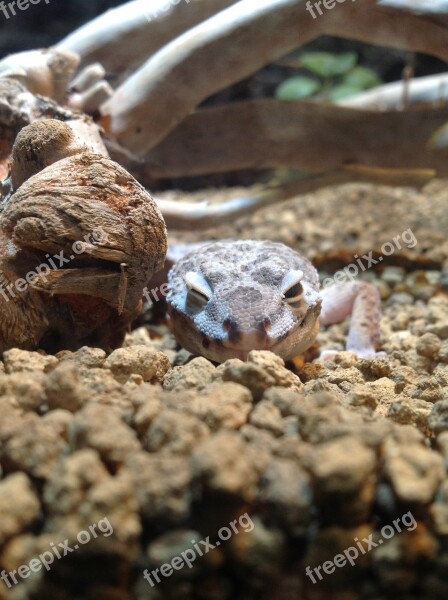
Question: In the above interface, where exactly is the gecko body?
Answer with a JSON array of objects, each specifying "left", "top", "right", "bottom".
[{"left": 166, "top": 240, "right": 382, "bottom": 363}]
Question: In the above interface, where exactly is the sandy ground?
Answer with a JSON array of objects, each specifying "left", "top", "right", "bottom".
[{"left": 0, "top": 180, "right": 447, "bottom": 600}]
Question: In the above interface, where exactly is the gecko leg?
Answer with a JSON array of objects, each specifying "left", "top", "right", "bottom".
[{"left": 319, "top": 281, "right": 382, "bottom": 358}]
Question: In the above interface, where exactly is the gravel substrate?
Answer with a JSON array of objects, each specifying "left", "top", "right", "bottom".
[{"left": 0, "top": 181, "right": 447, "bottom": 600}]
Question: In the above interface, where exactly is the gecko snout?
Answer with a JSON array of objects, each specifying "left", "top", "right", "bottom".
[{"left": 221, "top": 313, "right": 273, "bottom": 350}]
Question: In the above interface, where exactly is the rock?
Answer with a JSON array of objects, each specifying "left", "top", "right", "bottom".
[
  {"left": 226, "top": 516, "right": 285, "bottom": 580},
  {"left": 0, "top": 473, "right": 40, "bottom": 545},
  {"left": 426, "top": 322, "right": 448, "bottom": 339},
  {"left": 388, "top": 292, "right": 414, "bottom": 305},
  {"left": 182, "top": 382, "right": 252, "bottom": 431},
  {"left": 388, "top": 397, "right": 432, "bottom": 432},
  {"left": 383, "top": 440, "right": 444, "bottom": 503},
  {"left": 215, "top": 351, "right": 301, "bottom": 401},
  {"left": 430, "top": 480, "right": 448, "bottom": 535},
  {"left": 249, "top": 400, "right": 285, "bottom": 436},
  {"left": 146, "top": 529, "right": 205, "bottom": 576},
  {"left": 104, "top": 345, "right": 171, "bottom": 384},
  {"left": 163, "top": 357, "right": 216, "bottom": 391},
  {"left": 262, "top": 387, "right": 304, "bottom": 417},
  {"left": 191, "top": 432, "right": 260, "bottom": 500},
  {"left": 44, "top": 361, "right": 87, "bottom": 412},
  {"left": 382, "top": 267, "right": 406, "bottom": 285},
  {"left": 428, "top": 400, "right": 448, "bottom": 435},
  {"left": 58, "top": 345, "right": 107, "bottom": 369},
  {"left": 304, "top": 437, "right": 376, "bottom": 496},
  {"left": 372, "top": 526, "right": 438, "bottom": 592},
  {"left": 1, "top": 414, "right": 68, "bottom": 479},
  {"left": 78, "top": 367, "right": 133, "bottom": 409},
  {"left": 71, "top": 404, "right": 141, "bottom": 468},
  {"left": 143, "top": 409, "right": 209, "bottom": 454},
  {"left": 0, "top": 372, "right": 46, "bottom": 412},
  {"left": 3, "top": 348, "right": 58, "bottom": 373},
  {"left": 408, "top": 376, "right": 444, "bottom": 402},
  {"left": 346, "top": 384, "right": 380, "bottom": 409},
  {"left": 126, "top": 452, "right": 191, "bottom": 524},
  {"left": 416, "top": 333, "right": 441, "bottom": 359},
  {"left": 257, "top": 458, "right": 312, "bottom": 526}
]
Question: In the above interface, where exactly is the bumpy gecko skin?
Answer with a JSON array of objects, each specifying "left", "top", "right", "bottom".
[
  {"left": 167, "top": 240, "right": 383, "bottom": 364},
  {"left": 167, "top": 240, "right": 323, "bottom": 363}
]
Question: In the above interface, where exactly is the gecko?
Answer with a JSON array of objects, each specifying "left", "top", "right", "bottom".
[{"left": 165, "top": 239, "right": 382, "bottom": 363}]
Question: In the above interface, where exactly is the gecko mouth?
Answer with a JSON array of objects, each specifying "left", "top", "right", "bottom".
[{"left": 168, "top": 305, "right": 315, "bottom": 363}]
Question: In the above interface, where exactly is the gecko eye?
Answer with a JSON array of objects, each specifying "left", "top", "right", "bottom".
[
  {"left": 281, "top": 270, "right": 304, "bottom": 305},
  {"left": 185, "top": 271, "right": 211, "bottom": 308}
]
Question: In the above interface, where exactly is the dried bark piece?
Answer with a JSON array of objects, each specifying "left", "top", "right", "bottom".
[
  {"left": 0, "top": 122, "right": 167, "bottom": 352},
  {"left": 9, "top": 119, "right": 107, "bottom": 190},
  {"left": 2, "top": 152, "right": 167, "bottom": 301}
]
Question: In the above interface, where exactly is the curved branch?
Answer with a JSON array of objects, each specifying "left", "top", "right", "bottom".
[
  {"left": 377, "top": 0, "right": 448, "bottom": 15},
  {"left": 157, "top": 166, "right": 434, "bottom": 230},
  {"left": 0, "top": 48, "right": 79, "bottom": 102},
  {"left": 131, "top": 99, "right": 448, "bottom": 178},
  {"left": 100, "top": 0, "right": 324, "bottom": 156},
  {"left": 101, "top": 0, "right": 448, "bottom": 157},
  {"left": 338, "top": 73, "right": 448, "bottom": 110},
  {"left": 57, "top": 0, "right": 236, "bottom": 81}
]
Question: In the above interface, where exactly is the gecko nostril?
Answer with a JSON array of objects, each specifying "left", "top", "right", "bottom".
[
  {"left": 223, "top": 318, "right": 237, "bottom": 332},
  {"left": 258, "top": 317, "right": 271, "bottom": 333},
  {"left": 223, "top": 318, "right": 240, "bottom": 343}
]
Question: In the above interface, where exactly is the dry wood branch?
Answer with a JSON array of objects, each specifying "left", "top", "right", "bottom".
[
  {"left": 100, "top": 0, "right": 448, "bottom": 157},
  {"left": 338, "top": 73, "right": 448, "bottom": 110},
  {"left": 377, "top": 0, "right": 448, "bottom": 15},
  {"left": 158, "top": 166, "right": 434, "bottom": 230},
  {"left": 57, "top": 0, "right": 236, "bottom": 81},
  {"left": 0, "top": 48, "right": 80, "bottom": 102},
  {"left": 100, "top": 0, "right": 325, "bottom": 156},
  {"left": 135, "top": 99, "right": 448, "bottom": 178},
  {"left": 324, "top": 0, "right": 448, "bottom": 61}
]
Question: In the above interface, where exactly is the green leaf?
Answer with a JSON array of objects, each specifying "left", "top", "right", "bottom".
[
  {"left": 300, "top": 52, "right": 358, "bottom": 78},
  {"left": 275, "top": 76, "right": 321, "bottom": 100},
  {"left": 343, "top": 66, "right": 382, "bottom": 90},
  {"left": 327, "top": 85, "right": 363, "bottom": 101}
]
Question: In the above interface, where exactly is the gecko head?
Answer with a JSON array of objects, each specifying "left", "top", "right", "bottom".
[{"left": 167, "top": 240, "right": 322, "bottom": 363}]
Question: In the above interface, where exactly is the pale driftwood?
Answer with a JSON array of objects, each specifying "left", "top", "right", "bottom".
[
  {"left": 0, "top": 48, "right": 80, "bottom": 102},
  {"left": 324, "top": 0, "right": 448, "bottom": 60},
  {"left": 158, "top": 167, "right": 434, "bottom": 230},
  {"left": 100, "top": 0, "right": 448, "bottom": 157},
  {"left": 429, "top": 123, "right": 448, "bottom": 149},
  {"left": 377, "top": 0, "right": 448, "bottom": 14},
  {"left": 9, "top": 119, "right": 108, "bottom": 190},
  {"left": 100, "top": 0, "right": 325, "bottom": 156},
  {"left": 338, "top": 73, "right": 448, "bottom": 110},
  {"left": 68, "top": 63, "right": 113, "bottom": 112},
  {"left": 132, "top": 99, "right": 448, "bottom": 179},
  {"left": 57, "top": 0, "right": 236, "bottom": 81}
]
